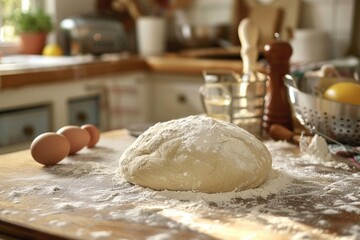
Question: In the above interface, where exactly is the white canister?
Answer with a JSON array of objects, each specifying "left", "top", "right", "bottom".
[
  {"left": 290, "top": 29, "right": 330, "bottom": 64},
  {"left": 136, "top": 17, "right": 166, "bottom": 56}
]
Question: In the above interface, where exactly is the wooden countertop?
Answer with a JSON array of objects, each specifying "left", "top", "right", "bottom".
[
  {"left": 0, "top": 54, "right": 245, "bottom": 90},
  {"left": 0, "top": 130, "right": 359, "bottom": 240}
]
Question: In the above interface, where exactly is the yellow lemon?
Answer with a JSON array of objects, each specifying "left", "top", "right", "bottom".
[
  {"left": 323, "top": 82, "right": 360, "bottom": 106},
  {"left": 42, "top": 43, "right": 63, "bottom": 56}
]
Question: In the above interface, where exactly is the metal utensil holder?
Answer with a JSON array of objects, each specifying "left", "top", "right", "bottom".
[{"left": 202, "top": 70, "right": 268, "bottom": 136}]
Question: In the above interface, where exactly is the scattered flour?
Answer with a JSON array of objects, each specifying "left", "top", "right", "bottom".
[
  {"left": 321, "top": 209, "right": 340, "bottom": 215},
  {"left": 0, "top": 209, "right": 19, "bottom": 215},
  {"left": 299, "top": 134, "right": 351, "bottom": 170},
  {"left": 146, "top": 232, "right": 176, "bottom": 240},
  {"left": 155, "top": 169, "right": 291, "bottom": 202},
  {"left": 90, "top": 231, "right": 112, "bottom": 239},
  {"left": 54, "top": 202, "right": 84, "bottom": 211},
  {"left": 48, "top": 220, "right": 68, "bottom": 227},
  {"left": 0, "top": 133, "right": 359, "bottom": 239}
]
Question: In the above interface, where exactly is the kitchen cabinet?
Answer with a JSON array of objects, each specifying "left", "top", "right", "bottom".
[
  {"left": 0, "top": 72, "right": 148, "bottom": 153},
  {"left": 0, "top": 70, "right": 205, "bottom": 153},
  {"left": 68, "top": 95, "right": 100, "bottom": 127},
  {"left": 0, "top": 81, "right": 100, "bottom": 153},
  {"left": 102, "top": 73, "right": 205, "bottom": 129},
  {"left": 0, "top": 104, "right": 51, "bottom": 149},
  {"left": 150, "top": 74, "right": 204, "bottom": 122}
]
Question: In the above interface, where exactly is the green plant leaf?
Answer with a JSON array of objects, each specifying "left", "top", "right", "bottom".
[{"left": 8, "top": 9, "right": 53, "bottom": 34}]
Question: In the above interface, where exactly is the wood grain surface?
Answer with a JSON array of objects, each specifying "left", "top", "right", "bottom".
[
  {"left": 0, "top": 55, "right": 244, "bottom": 90},
  {"left": 0, "top": 130, "right": 359, "bottom": 240}
]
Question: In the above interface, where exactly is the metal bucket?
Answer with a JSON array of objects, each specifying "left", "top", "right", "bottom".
[{"left": 200, "top": 70, "right": 268, "bottom": 137}]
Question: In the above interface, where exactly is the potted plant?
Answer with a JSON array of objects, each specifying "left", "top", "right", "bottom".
[{"left": 9, "top": 9, "right": 53, "bottom": 54}]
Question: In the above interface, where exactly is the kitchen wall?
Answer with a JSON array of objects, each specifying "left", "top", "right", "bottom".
[
  {"left": 299, "top": 0, "right": 355, "bottom": 59},
  {"left": 47, "top": 0, "right": 356, "bottom": 60},
  {"left": 46, "top": 0, "right": 96, "bottom": 25},
  {"left": 182, "top": 0, "right": 355, "bottom": 59}
]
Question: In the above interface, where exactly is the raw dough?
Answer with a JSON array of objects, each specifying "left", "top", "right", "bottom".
[{"left": 119, "top": 116, "right": 272, "bottom": 193}]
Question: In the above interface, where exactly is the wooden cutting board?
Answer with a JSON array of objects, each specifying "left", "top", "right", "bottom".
[
  {"left": 0, "top": 130, "right": 359, "bottom": 239},
  {"left": 245, "top": 0, "right": 301, "bottom": 40}
]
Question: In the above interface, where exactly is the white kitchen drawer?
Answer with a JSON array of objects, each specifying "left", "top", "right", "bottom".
[
  {"left": 0, "top": 105, "right": 51, "bottom": 147},
  {"left": 68, "top": 95, "right": 100, "bottom": 127},
  {"left": 153, "top": 77, "right": 204, "bottom": 122}
]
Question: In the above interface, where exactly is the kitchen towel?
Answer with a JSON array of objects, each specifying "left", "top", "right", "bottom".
[{"left": 101, "top": 81, "right": 140, "bottom": 131}]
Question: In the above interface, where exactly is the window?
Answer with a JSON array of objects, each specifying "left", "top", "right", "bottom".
[
  {"left": 0, "top": 0, "right": 23, "bottom": 43},
  {"left": 0, "top": 0, "right": 45, "bottom": 55}
]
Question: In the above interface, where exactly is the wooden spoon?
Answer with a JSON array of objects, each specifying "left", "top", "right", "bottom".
[{"left": 269, "top": 124, "right": 301, "bottom": 144}]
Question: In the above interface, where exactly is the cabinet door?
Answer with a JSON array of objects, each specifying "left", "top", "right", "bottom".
[
  {"left": 0, "top": 105, "right": 51, "bottom": 147},
  {"left": 68, "top": 95, "right": 100, "bottom": 127},
  {"left": 153, "top": 76, "right": 204, "bottom": 122}
]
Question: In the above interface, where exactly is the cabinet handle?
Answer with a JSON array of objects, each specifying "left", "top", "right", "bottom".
[
  {"left": 177, "top": 94, "right": 187, "bottom": 104},
  {"left": 85, "top": 84, "right": 104, "bottom": 92},
  {"left": 23, "top": 125, "right": 34, "bottom": 137},
  {"left": 76, "top": 111, "right": 88, "bottom": 123}
]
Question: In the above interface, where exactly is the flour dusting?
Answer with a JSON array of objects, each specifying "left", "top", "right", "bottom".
[
  {"left": 54, "top": 202, "right": 84, "bottom": 211},
  {"left": 119, "top": 116, "right": 272, "bottom": 193},
  {"left": 90, "top": 231, "right": 112, "bottom": 239},
  {"left": 299, "top": 134, "right": 350, "bottom": 170},
  {"left": 0, "top": 129, "right": 359, "bottom": 239},
  {"left": 155, "top": 169, "right": 291, "bottom": 202},
  {"left": 48, "top": 220, "right": 68, "bottom": 227}
]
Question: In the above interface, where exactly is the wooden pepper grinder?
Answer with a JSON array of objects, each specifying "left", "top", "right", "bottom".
[{"left": 263, "top": 34, "right": 293, "bottom": 131}]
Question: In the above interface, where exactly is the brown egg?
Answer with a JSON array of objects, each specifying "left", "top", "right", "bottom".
[
  {"left": 30, "top": 133, "right": 70, "bottom": 166},
  {"left": 57, "top": 125, "right": 90, "bottom": 155},
  {"left": 81, "top": 124, "right": 100, "bottom": 148}
]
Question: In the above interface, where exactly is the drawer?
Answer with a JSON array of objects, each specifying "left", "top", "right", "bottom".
[
  {"left": 0, "top": 105, "right": 51, "bottom": 147},
  {"left": 68, "top": 95, "right": 100, "bottom": 127}
]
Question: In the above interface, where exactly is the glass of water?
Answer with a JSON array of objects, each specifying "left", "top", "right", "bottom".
[{"left": 199, "top": 83, "right": 232, "bottom": 122}]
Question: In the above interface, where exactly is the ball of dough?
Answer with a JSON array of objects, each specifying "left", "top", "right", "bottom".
[{"left": 119, "top": 116, "right": 272, "bottom": 193}]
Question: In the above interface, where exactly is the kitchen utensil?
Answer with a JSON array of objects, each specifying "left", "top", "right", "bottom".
[
  {"left": 112, "top": 0, "right": 142, "bottom": 20},
  {"left": 199, "top": 19, "right": 268, "bottom": 137},
  {"left": 239, "top": 18, "right": 258, "bottom": 74},
  {"left": 263, "top": 33, "right": 293, "bottom": 131},
  {"left": 202, "top": 70, "right": 267, "bottom": 135},
  {"left": 284, "top": 74, "right": 360, "bottom": 146},
  {"left": 269, "top": 124, "right": 300, "bottom": 144}
]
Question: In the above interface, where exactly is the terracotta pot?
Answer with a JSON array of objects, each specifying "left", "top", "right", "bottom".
[{"left": 20, "top": 32, "right": 47, "bottom": 55}]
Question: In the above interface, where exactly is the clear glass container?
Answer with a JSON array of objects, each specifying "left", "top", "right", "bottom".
[{"left": 200, "top": 70, "right": 268, "bottom": 137}]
